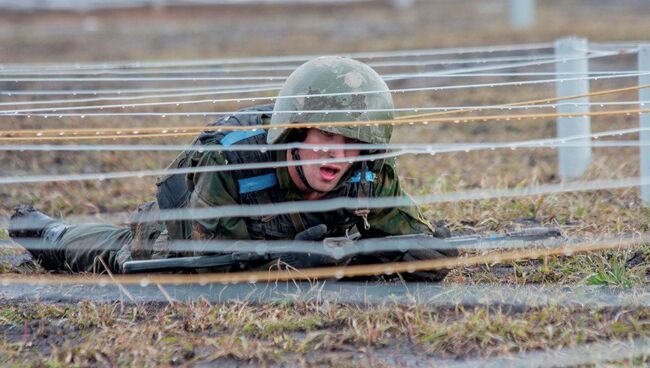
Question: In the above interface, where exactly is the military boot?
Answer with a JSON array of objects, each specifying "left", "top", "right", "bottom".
[{"left": 8, "top": 205, "right": 68, "bottom": 246}]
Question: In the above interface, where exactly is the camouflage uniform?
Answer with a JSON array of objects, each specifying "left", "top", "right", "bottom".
[
  {"left": 172, "top": 112, "right": 434, "bottom": 242},
  {"left": 12, "top": 56, "right": 457, "bottom": 279}
]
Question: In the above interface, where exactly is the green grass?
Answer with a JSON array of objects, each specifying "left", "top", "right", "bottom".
[
  {"left": 2, "top": 301, "right": 650, "bottom": 366},
  {"left": 585, "top": 258, "right": 644, "bottom": 288}
]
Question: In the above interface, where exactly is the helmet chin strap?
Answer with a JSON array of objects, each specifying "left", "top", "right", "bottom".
[{"left": 291, "top": 148, "right": 326, "bottom": 194}]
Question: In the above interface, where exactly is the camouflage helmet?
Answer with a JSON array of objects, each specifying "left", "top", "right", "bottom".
[{"left": 267, "top": 56, "right": 394, "bottom": 145}]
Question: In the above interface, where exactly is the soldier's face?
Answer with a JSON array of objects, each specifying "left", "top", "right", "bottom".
[{"left": 290, "top": 128, "right": 361, "bottom": 196}]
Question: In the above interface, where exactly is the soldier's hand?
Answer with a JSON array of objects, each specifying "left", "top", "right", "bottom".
[
  {"left": 294, "top": 224, "right": 328, "bottom": 241},
  {"left": 400, "top": 247, "right": 458, "bottom": 282}
]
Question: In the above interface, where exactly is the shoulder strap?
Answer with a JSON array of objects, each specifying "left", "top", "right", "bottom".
[
  {"left": 220, "top": 130, "right": 265, "bottom": 146},
  {"left": 156, "top": 104, "right": 274, "bottom": 210},
  {"left": 238, "top": 173, "right": 278, "bottom": 194}
]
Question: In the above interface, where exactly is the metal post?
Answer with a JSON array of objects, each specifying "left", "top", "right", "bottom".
[
  {"left": 555, "top": 37, "right": 591, "bottom": 180},
  {"left": 509, "top": 0, "right": 536, "bottom": 30},
  {"left": 639, "top": 45, "right": 650, "bottom": 205}
]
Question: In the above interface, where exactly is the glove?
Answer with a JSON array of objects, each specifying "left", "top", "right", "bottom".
[
  {"left": 294, "top": 224, "right": 328, "bottom": 241},
  {"left": 272, "top": 224, "right": 333, "bottom": 268},
  {"left": 400, "top": 247, "right": 458, "bottom": 282}
]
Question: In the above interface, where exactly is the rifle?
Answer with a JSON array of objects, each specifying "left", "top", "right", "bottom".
[{"left": 122, "top": 227, "right": 562, "bottom": 274}]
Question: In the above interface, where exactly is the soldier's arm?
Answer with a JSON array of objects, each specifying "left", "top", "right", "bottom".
[
  {"left": 187, "top": 151, "right": 251, "bottom": 241},
  {"left": 361, "top": 164, "right": 435, "bottom": 238}
]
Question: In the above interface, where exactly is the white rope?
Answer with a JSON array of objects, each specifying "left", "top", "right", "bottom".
[
  {"left": 0, "top": 150, "right": 404, "bottom": 184},
  {"left": 6, "top": 231, "right": 571, "bottom": 252},
  {"left": 1, "top": 71, "right": 642, "bottom": 98},
  {"left": 0, "top": 51, "right": 629, "bottom": 114},
  {"left": 0, "top": 139, "right": 645, "bottom": 154},
  {"left": 2, "top": 99, "right": 649, "bottom": 118},
  {"left": 0, "top": 53, "right": 613, "bottom": 83},
  {"left": 1, "top": 62, "right": 639, "bottom": 116},
  {"left": 1, "top": 126, "right": 646, "bottom": 184},
  {"left": 0, "top": 84, "right": 282, "bottom": 96},
  {"left": 0, "top": 86, "right": 282, "bottom": 108},
  {"left": 1, "top": 71, "right": 648, "bottom": 113},
  {"left": 23, "top": 175, "right": 647, "bottom": 226},
  {"left": 0, "top": 54, "right": 558, "bottom": 76},
  {"left": 0, "top": 42, "right": 555, "bottom": 71}
]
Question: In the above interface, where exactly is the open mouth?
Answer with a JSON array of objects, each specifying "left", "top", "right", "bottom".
[{"left": 319, "top": 165, "right": 341, "bottom": 181}]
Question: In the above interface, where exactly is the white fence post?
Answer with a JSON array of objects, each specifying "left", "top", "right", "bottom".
[
  {"left": 509, "top": 0, "right": 536, "bottom": 30},
  {"left": 639, "top": 45, "right": 650, "bottom": 205},
  {"left": 555, "top": 37, "right": 592, "bottom": 180}
]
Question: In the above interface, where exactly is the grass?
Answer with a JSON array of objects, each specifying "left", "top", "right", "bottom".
[
  {"left": 2, "top": 301, "right": 650, "bottom": 366},
  {"left": 2, "top": 0, "right": 650, "bottom": 365}
]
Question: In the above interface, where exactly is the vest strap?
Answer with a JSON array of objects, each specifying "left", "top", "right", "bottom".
[
  {"left": 221, "top": 130, "right": 265, "bottom": 146},
  {"left": 348, "top": 171, "right": 376, "bottom": 183},
  {"left": 289, "top": 212, "right": 307, "bottom": 233},
  {"left": 238, "top": 173, "right": 278, "bottom": 194}
]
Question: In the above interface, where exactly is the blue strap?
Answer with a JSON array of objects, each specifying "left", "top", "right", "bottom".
[
  {"left": 220, "top": 129, "right": 264, "bottom": 146},
  {"left": 348, "top": 171, "right": 376, "bottom": 183},
  {"left": 238, "top": 173, "right": 278, "bottom": 194}
]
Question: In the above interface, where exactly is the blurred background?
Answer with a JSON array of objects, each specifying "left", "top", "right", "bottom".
[{"left": 1, "top": 0, "right": 647, "bottom": 63}]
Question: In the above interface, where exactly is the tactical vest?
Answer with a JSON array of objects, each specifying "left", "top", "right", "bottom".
[{"left": 155, "top": 104, "right": 375, "bottom": 240}]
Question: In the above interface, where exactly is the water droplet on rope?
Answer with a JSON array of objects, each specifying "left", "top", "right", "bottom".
[{"left": 406, "top": 265, "right": 416, "bottom": 273}]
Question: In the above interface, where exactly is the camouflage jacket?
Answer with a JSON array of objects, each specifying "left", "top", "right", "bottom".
[{"left": 156, "top": 106, "right": 434, "bottom": 242}]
